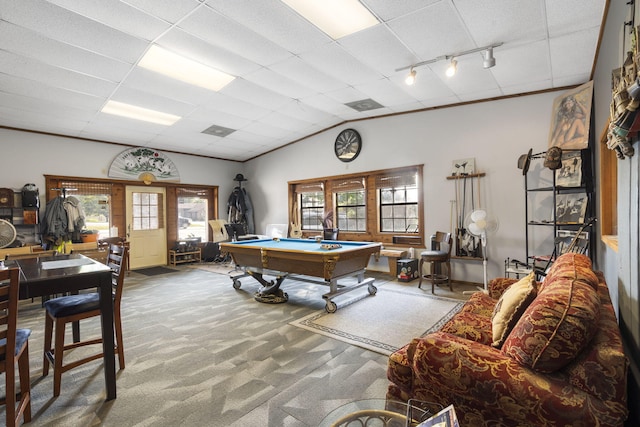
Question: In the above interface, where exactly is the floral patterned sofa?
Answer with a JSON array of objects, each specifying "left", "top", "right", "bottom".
[{"left": 387, "top": 253, "right": 628, "bottom": 426}]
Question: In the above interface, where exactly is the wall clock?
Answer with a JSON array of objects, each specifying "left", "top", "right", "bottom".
[{"left": 334, "top": 129, "right": 362, "bottom": 162}]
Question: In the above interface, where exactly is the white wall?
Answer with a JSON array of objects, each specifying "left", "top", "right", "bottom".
[
  {"left": 246, "top": 91, "right": 560, "bottom": 283},
  {"left": 0, "top": 128, "right": 245, "bottom": 218}
]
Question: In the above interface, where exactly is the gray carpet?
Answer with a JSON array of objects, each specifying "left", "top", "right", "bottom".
[{"left": 0, "top": 267, "right": 475, "bottom": 426}]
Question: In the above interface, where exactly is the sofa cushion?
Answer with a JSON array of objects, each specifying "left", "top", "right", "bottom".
[
  {"left": 491, "top": 272, "right": 537, "bottom": 348},
  {"left": 503, "top": 253, "right": 600, "bottom": 373}
]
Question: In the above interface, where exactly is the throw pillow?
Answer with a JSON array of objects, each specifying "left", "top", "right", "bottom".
[{"left": 491, "top": 272, "right": 537, "bottom": 348}]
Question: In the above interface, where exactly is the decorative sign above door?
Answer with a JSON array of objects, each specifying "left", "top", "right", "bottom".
[{"left": 108, "top": 147, "right": 180, "bottom": 184}]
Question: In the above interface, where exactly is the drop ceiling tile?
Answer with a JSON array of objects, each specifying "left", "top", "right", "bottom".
[
  {"left": 201, "top": 92, "right": 271, "bottom": 121},
  {"left": 454, "top": 0, "right": 547, "bottom": 46},
  {"left": 0, "top": 22, "right": 132, "bottom": 83},
  {"left": 298, "top": 43, "right": 384, "bottom": 87},
  {"left": 268, "top": 56, "right": 348, "bottom": 93},
  {"left": 243, "top": 68, "right": 317, "bottom": 99},
  {"left": 220, "top": 79, "right": 292, "bottom": 111},
  {"left": 184, "top": 108, "right": 253, "bottom": 131},
  {"left": 489, "top": 41, "right": 552, "bottom": 88},
  {"left": 45, "top": 0, "right": 171, "bottom": 40},
  {"left": 364, "top": 0, "right": 440, "bottom": 21},
  {"left": 549, "top": 29, "right": 600, "bottom": 79},
  {"left": 120, "top": 0, "right": 203, "bottom": 24},
  {"left": 1, "top": 0, "right": 148, "bottom": 63},
  {"left": 387, "top": 2, "right": 471, "bottom": 61},
  {"left": 178, "top": 5, "right": 292, "bottom": 67},
  {"left": 110, "top": 86, "right": 196, "bottom": 117},
  {"left": 277, "top": 99, "right": 336, "bottom": 124},
  {"left": 0, "top": 50, "right": 118, "bottom": 97},
  {"left": 546, "top": 0, "right": 606, "bottom": 36},
  {"left": 298, "top": 93, "right": 355, "bottom": 116},
  {"left": 353, "top": 78, "right": 419, "bottom": 107},
  {"left": 206, "top": 0, "right": 331, "bottom": 54},
  {"left": 0, "top": 74, "right": 105, "bottom": 112},
  {"left": 122, "top": 68, "right": 218, "bottom": 106},
  {"left": 155, "top": 29, "right": 261, "bottom": 77},
  {"left": 338, "top": 24, "right": 417, "bottom": 76}
]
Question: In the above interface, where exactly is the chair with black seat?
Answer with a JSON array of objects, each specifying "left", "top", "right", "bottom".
[
  {"left": 418, "top": 231, "right": 453, "bottom": 293},
  {"left": 42, "top": 243, "right": 128, "bottom": 397},
  {"left": 0, "top": 268, "right": 32, "bottom": 427}
]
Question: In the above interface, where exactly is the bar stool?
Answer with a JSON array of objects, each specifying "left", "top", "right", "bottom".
[{"left": 418, "top": 232, "right": 453, "bottom": 293}]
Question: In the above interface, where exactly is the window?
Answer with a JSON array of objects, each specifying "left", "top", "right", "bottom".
[
  {"left": 176, "top": 187, "right": 209, "bottom": 240},
  {"left": 289, "top": 165, "right": 423, "bottom": 245},
  {"left": 333, "top": 178, "right": 366, "bottom": 232},
  {"left": 296, "top": 183, "right": 325, "bottom": 230},
  {"left": 132, "top": 192, "right": 163, "bottom": 230},
  {"left": 377, "top": 172, "right": 419, "bottom": 233},
  {"left": 58, "top": 181, "right": 113, "bottom": 239}
]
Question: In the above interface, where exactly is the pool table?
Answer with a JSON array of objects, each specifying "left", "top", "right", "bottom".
[{"left": 220, "top": 238, "right": 382, "bottom": 312}]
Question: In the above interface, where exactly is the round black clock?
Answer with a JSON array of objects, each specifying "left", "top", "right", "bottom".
[{"left": 334, "top": 129, "right": 362, "bottom": 162}]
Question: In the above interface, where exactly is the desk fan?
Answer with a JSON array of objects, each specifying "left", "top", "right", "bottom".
[
  {"left": 0, "top": 219, "right": 17, "bottom": 248},
  {"left": 466, "top": 209, "right": 499, "bottom": 292}
]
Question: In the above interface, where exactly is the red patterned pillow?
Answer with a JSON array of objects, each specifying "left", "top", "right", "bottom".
[{"left": 502, "top": 254, "right": 600, "bottom": 373}]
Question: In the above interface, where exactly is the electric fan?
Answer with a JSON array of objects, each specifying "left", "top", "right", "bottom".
[
  {"left": 0, "top": 219, "right": 17, "bottom": 248},
  {"left": 465, "top": 209, "right": 499, "bottom": 292}
]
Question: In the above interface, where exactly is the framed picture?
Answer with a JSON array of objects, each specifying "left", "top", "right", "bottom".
[
  {"left": 548, "top": 81, "right": 593, "bottom": 150},
  {"left": 556, "top": 229, "right": 589, "bottom": 255},
  {"left": 555, "top": 151, "right": 582, "bottom": 187},
  {"left": 555, "top": 193, "right": 588, "bottom": 224},
  {"left": 451, "top": 158, "right": 475, "bottom": 176}
]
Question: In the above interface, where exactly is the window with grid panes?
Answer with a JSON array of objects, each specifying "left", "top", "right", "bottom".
[
  {"left": 296, "top": 183, "right": 325, "bottom": 231},
  {"left": 333, "top": 177, "right": 366, "bottom": 232},
  {"left": 132, "top": 192, "right": 163, "bottom": 231},
  {"left": 378, "top": 172, "right": 419, "bottom": 233}
]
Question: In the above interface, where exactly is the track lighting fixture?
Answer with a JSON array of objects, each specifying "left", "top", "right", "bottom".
[
  {"left": 446, "top": 59, "right": 457, "bottom": 77},
  {"left": 396, "top": 42, "right": 502, "bottom": 84},
  {"left": 405, "top": 68, "right": 416, "bottom": 85},
  {"left": 483, "top": 47, "right": 496, "bottom": 69}
]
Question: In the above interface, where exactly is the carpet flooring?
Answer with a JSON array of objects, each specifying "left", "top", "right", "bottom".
[
  {"left": 291, "top": 289, "right": 465, "bottom": 355},
  {"left": 0, "top": 266, "right": 476, "bottom": 426},
  {"left": 134, "top": 266, "right": 180, "bottom": 276}
]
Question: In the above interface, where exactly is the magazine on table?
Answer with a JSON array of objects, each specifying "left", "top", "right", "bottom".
[{"left": 417, "top": 404, "right": 459, "bottom": 427}]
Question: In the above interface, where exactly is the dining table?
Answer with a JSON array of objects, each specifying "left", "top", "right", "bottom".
[{"left": 6, "top": 253, "right": 117, "bottom": 400}]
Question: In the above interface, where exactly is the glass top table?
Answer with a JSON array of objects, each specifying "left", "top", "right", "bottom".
[{"left": 318, "top": 399, "right": 443, "bottom": 427}]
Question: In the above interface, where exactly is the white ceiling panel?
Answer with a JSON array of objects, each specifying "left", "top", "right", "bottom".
[
  {"left": 207, "top": 0, "right": 332, "bottom": 54},
  {"left": 45, "top": 0, "right": 171, "bottom": 41},
  {"left": 179, "top": 5, "right": 292, "bottom": 67},
  {"left": 0, "top": 0, "right": 607, "bottom": 161},
  {"left": 0, "top": 22, "right": 132, "bottom": 83}
]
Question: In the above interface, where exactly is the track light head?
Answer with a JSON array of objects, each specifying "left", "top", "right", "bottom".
[
  {"left": 405, "top": 68, "right": 416, "bottom": 85},
  {"left": 446, "top": 59, "right": 457, "bottom": 77},
  {"left": 483, "top": 47, "right": 496, "bottom": 68}
]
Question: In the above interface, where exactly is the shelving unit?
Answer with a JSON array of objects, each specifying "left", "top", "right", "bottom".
[
  {"left": 0, "top": 198, "right": 40, "bottom": 246},
  {"left": 524, "top": 148, "right": 595, "bottom": 269},
  {"left": 169, "top": 248, "right": 201, "bottom": 266}
]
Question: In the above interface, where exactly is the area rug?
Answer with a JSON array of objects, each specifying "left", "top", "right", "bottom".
[
  {"left": 290, "top": 288, "right": 465, "bottom": 355},
  {"left": 186, "top": 262, "right": 243, "bottom": 276},
  {"left": 134, "top": 266, "right": 180, "bottom": 276}
]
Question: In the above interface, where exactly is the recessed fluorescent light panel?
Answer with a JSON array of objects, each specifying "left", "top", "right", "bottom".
[
  {"left": 101, "top": 100, "right": 181, "bottom": 126},
  {"left": 139, "top": 45, "right": 235, "bottom": 91},
  {"left": 281, "top": 0, "right": 379, "bottom": 39}
]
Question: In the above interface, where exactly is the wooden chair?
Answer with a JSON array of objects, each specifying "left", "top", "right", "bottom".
[
  {"left": 42, "top": 243, "right": 128, "bottom": 396},
  {"left": 5, "top": 250, "right": 58, "bottom": 261},
  {"left": 418, "top": 232, "right": 453, "bottom": 293},
  {"left": 0, "top": 247, "right": 32, "bottom": 260},
  {"left": 0, "top": 268, "right": 32, "bottom": 426}
]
